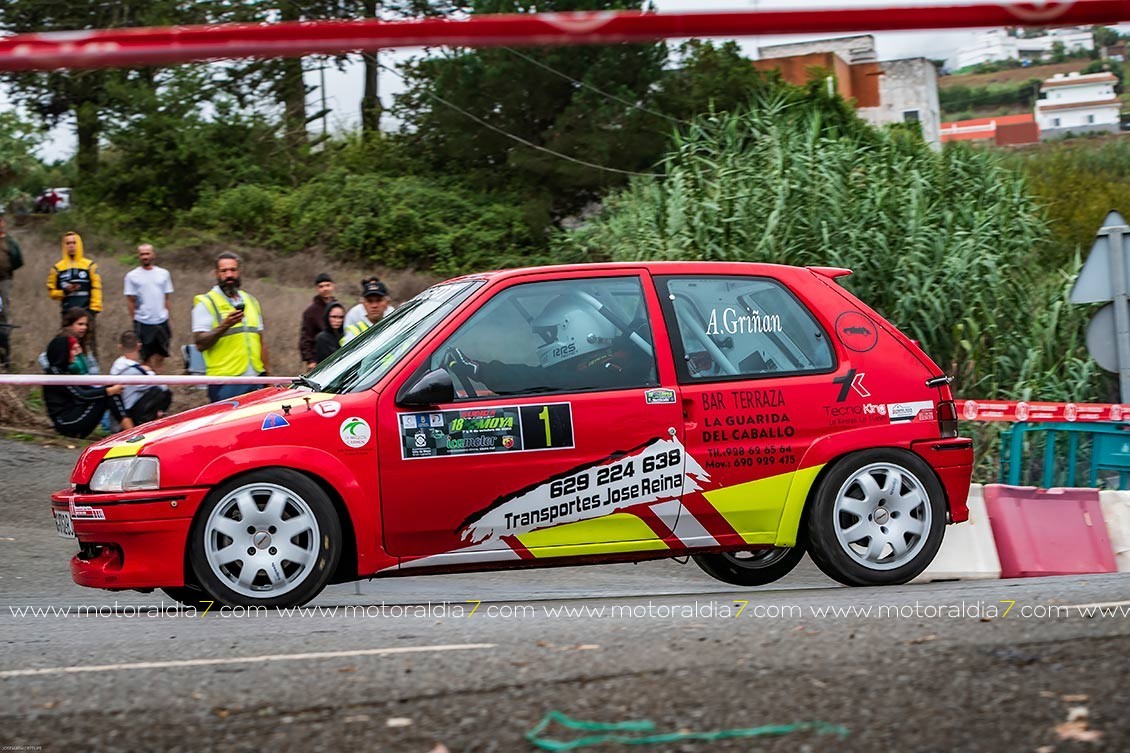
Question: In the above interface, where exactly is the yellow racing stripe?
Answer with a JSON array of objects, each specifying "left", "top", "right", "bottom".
[{"left": 518, "top": 513, "right": 669, "bottom": 558}]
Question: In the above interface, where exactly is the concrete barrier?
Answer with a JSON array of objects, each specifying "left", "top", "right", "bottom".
[
  {"left": 1099, "top": 490, "right": 1130, "bottom": 572},
  {"left": 916, "top": 484, "right": 1001, "bottom": 582}
]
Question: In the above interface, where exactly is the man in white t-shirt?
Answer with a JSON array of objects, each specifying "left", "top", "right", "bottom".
[
  {"left": 124, "top": 243, "right": 174, "bottom": 372},
  {"left": 344, "top": 275, "right": 394, "bottom": 330}
]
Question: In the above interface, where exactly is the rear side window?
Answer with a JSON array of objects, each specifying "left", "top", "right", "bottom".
[{"left": 657, "top": 276, "right": 835, "bottom": 383}]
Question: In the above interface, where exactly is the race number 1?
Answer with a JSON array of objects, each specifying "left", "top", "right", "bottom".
[{"left": 520, "top": 404, "right": 573, "bottom": 451}]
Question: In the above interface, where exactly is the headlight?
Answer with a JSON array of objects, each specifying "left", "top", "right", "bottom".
[{"left": 89, "top": 457, "right": 160, "bottom": 493}]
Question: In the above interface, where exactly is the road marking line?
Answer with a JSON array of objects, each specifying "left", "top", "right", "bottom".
[
  {"left": 1061, "top": 600, "right": 1130, "bottom": 610},
  {"left": 0, "top": 643, "right": 495, "bottom": 678}
]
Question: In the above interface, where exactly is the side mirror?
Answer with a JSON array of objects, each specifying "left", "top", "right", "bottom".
[{"left": 396, "top": 368, "right": 454, "bottom": 407}]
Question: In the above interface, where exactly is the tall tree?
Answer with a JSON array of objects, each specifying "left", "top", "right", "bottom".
[
  {"left": 0, "top": 1, "right": 207, "bottom": 178},
  {"left": 392, "top": 0, "right": 669, "bottom": 220}
]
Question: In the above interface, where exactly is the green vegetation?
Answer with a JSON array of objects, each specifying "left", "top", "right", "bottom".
[{"left": 939, "top": 78, "right": 1042, "bottom": 118}]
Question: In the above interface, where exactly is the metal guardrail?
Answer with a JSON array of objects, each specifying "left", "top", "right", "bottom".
[{"left": 0, "top": 375, "right": 295, "bottom": 386}]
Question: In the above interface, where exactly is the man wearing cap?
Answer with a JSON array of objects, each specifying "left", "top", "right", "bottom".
[
  {"left": 341, "top": 279, "right": 393, "bottom": 345},
  {"left": 299, "top": 272, "right": 336, "bottom": 370},
  {"left": 344, "top": 275, "right": 395, "bottom": 332}
]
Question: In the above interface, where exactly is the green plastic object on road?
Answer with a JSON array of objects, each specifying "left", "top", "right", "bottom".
[{"left": 525, "top": 710, "right": 849, "bottom": 751}]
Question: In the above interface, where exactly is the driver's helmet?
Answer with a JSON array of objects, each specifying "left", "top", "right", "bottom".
[{"left": 533, "top": 295, "right": 618, "bottom": 368}]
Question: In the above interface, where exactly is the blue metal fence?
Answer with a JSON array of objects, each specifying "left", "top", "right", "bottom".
[{"left": 1001, "top": 422, "right": 1130, "bottom": 489}]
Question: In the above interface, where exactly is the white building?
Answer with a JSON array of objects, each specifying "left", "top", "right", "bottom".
[
  {"left": 1035, "top": 71, "right": 1121, "bottom": 138},
  {"left": 954, "top": 28, "right": 1095, "bottom": 70},
  {"left": 757, "top": 35, "right": 941, "bottom": 148}
]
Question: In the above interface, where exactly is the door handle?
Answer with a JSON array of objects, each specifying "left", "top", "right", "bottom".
[{"left": 682, "top": 398, "right": 697, "bottom": 430}]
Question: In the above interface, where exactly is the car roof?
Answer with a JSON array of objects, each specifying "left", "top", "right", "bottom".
[{"left": 444, "top": 261, "right": 850, "bottom": 285}]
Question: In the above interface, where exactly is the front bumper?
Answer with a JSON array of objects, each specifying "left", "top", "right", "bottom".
[{"left": 50, "top": 488, "right": 209, "bottom": 590}]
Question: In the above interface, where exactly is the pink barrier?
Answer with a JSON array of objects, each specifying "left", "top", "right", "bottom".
[{"left": 983, "top": 485, "right": 1117, "bottom": 578}]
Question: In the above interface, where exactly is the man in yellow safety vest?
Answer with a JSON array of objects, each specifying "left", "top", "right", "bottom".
[{"left": 192, "top": 252, "right": 270, "bottom": 403}]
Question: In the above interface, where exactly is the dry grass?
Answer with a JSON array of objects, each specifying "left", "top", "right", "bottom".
[
  {"left": 940, "top": 60, "right": 1089, "bottom": 89},
  {"left": 1, "top": 219, "right": 440, "bottom": 431}
]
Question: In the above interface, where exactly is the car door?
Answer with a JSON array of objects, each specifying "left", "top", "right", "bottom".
[
  {"left": 654, "top": 273, "right": 838, "bottom": 548},
  {"left": 377, "top": 271, "right": 697, "bottom": 568}
]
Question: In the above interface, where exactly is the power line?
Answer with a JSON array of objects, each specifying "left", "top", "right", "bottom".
[
  {"left": 500, "top": 46, "right": 691, "bottom": 127},
  {"left": 379, "top": 61, "right": 664, "bottom": 179}
]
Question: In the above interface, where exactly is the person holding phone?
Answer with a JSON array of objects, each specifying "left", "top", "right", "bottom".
[{"left": 191, "top": 252, "right": 269, "bottom": 403}]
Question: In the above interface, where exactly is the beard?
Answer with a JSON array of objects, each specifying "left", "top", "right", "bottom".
[{"left": 220, "top": 278, "right": 241, "bottom": 297}]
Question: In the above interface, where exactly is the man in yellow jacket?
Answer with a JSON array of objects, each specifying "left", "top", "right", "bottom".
[
  {"left": 46, "top": 231, "right": 102, "bottom": 355},
  {"left": 192, "top": 251, "right": 270, "bottom": 403}
]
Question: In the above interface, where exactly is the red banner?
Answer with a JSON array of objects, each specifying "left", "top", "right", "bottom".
[
  {"left": 1, "top": 2, "right": 1129, "bottom": 71},
  {"left": 956, "top": 400, "right": 1129, "bottom": 423}
]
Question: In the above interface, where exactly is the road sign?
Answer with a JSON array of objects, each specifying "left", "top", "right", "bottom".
[{"left": 1074, "top": 211, "right": 1130, "bottom": 402}]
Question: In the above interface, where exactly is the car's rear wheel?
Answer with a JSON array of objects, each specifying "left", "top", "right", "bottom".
[
  {"left": 188, "top": 469, "right": 341, "bottom": 608},
  {"left": 806, "top": 449, "right": 945, "bottom": 586},
  {"left": 693, "top": 545, "right": 805, "bottom": 587}
]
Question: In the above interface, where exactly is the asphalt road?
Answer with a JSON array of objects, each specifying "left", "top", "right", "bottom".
[{"left": 2, "top": 438, "right": 1128, "bottom": 752}]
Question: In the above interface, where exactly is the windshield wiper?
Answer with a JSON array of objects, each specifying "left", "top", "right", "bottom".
[{"left": 292, "top": 374, "right": 322, "bottom": 392}]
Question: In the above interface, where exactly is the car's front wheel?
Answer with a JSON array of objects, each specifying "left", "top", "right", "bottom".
[
  {"left": 693, "top": 545, "right": 805, "bottom": 587},
  {"left": 188, "top": 469, "right": 341, "bottom": 608},
  {"left": 806, "top": 449, "right": 945, "bottom": 586}
]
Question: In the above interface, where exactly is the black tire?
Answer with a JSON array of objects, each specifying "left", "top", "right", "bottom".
[
  {"left": 188, "top": 469, "right": 341, "bottom": 608},
  {"left": 806, "top": 448, "right": 945, "bottom": 587},
  {"left": 693, "top": 545, "right": 806, "bottom": 587}
]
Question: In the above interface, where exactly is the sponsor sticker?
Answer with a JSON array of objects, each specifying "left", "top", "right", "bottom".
[
  {"left": 645, "top": 388, "right": 677, "bottom": 405},
  {"left": 69, "top": 501, "right": 106, "bottom": 520},
  {"left": 400, "top": 403, "right": 574, "bottom": 459},
  {"left": 834, "top": 311, "right": 879, "bottom": 353},
  {"left": 886, "top": 400, "right": 934, "bottom": 423},
  {"left": 261, "top": 412, "right": 290, "bottom": 430},
  {"left": 458, "top": 437, "right": 709, "bottom": 543},
  {"left": 340, "top": 417, "right": 372, "bottom": 448},
  {"left": 313, "top": 400, "right": 341, "bottom": 418}
]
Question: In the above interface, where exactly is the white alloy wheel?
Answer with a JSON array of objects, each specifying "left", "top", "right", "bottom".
[
  {"left": 831, "top": 462, "right": 931, "bottom": 571},
  {"left": 202, "top": 482, "right": 322, "bottom": 600}
]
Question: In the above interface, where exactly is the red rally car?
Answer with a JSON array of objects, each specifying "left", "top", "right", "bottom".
[{"left": 52, "top": 262, "right": 973, "bottom": 607}]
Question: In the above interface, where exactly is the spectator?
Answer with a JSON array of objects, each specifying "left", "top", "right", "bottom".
[
  {"left": 342, "top": 280, "right": 393, "bottom": 345},
  {"left": 313, "top": 302, "right": 346, "bottom": 364},
  {"left": 43, "top": 308, "right": 134, "bottom": 438},
  {"left": 344, "top": 275, "right": 395, "bottom": 330},
  {"left": 192, "top": 251, "right": 270, "bottom": 403},
  {"left": 46, "top": 231, "right": 103, "bottom": 356},
  {"left": 299, "top": 272, "right": 336, "bottom": 370},
  {"left": 124, "top": 243, "right": 174, "bottom": 372},
  {"left": 110, "top": 330, "right": 172, "bottom": 425},
  {"left": 0, "top": 213, "right": 24, "bottom": 370}
]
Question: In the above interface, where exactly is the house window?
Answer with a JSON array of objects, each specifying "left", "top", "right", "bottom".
[
  {"left": 1052, "top": 118, "right": 1061, "bottom": 127},
  {"left": 902, "top": 110, "right": 920, "bottom": 123},
  {"left": 1088, "top": 114, "right": 1096, "bottom": 124}
]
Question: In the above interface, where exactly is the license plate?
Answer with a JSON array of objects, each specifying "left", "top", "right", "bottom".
[{"left": 54, "top": 509, "right": 75, "bottom": 539}]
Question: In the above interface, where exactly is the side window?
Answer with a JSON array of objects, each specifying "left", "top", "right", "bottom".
[
  {"left": 432, "top": 277, "right": 659, "bottom": 399},
  {"left": 658, "top": 276, "right": 834, "bottom": 383}
]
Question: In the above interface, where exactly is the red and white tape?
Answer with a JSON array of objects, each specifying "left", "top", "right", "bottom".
[
  {"left": 956, "top": 400, "right": 1128, "bottom": 423},
  {"left": 0, "top": 375, "right": 294, "bottom": 386},
  {"left": 0, "top": 2, "right": 1127, "bottom": 71}
]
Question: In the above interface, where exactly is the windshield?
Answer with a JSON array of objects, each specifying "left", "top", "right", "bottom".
[{"left": 306, "top": 280, "right": 483, "bottom": 394}]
